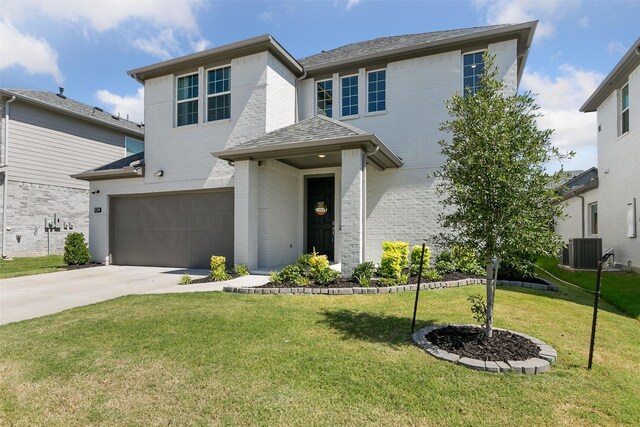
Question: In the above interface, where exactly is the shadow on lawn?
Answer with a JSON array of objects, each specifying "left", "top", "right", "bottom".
[{"left": 319, "top": 309, "right": 437, "bottom": 348}]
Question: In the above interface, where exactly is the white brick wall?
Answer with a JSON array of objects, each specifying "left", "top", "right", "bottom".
[
  {"left": 595, "top": 63, "right": 640, "bottom": 269},
  {"left": 341, "top": 149, "right": 365, "bottom": 276}
]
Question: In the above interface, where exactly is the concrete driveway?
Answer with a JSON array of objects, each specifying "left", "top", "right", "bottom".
[{"left": 0, "top": 265, "right": 269, "bottom": 325}]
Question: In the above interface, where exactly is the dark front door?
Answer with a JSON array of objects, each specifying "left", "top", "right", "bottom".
[{"left": 307, "top": 177, "right": 335, "bottom": 261}]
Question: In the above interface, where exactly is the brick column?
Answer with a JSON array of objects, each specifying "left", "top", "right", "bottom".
[
  {"left": 234, "top": 160, "right": 259, "bottom": 270},
  {"left": 341, "top": 148, "right": 365, "bottom": 277}
]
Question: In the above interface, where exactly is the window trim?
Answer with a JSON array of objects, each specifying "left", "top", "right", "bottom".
[
  {"left": 316, "top": 78, "right": 334, "bottom": 118},
  {"left": 366, "top": 68, "right": 387, "bottom": 115},
  {"left": 621, "top": 83, "right": 629, "bottom": 136},
  {"left": 175, "top": 71, "right": 199, "bottom": 127},
  {"left": 340, "top": 73, "right": 359, "bottom": 119},
  {"left": 462, "top": 49, "right": 486, "bottom": 97},
  {"left": 205, "top": 64, "right": 231, "bottom": 123}
]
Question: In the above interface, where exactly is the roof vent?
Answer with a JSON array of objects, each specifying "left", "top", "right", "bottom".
[
  {"left": 93, "top": 106, "right": 103, "bottom": 113},
  {"left": 56, "top": 87, "right": 66, "bottom": 99},
  {"left": 111, "top": 112, "right": 120, "bottom": 120}
]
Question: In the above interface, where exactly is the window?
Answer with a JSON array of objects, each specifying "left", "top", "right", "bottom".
[
  {"left": 367, "top": 69, "right": 386, "bottom": 113},
  {"left": 589, "top": 203, "right": 598, "bottom": 235},
  {"left": 207, "top": 66, "right": 231, "bottom": 122},
  {"left": 125, "top": 137, "right": 144, "bottom": 156},
  {"left": 176, "top": 73, "right": 198, "bottom": 126},
  {"left": 317, "top": 79, "right": 333, "bottom": 118},
  {"left": 463, "top": 51, "right": 485, "bottom": 96},
  {"left": 340, "top": 75, "right": 358, "bottom": 117},
  {"left": 621, "top": 83, "right": 629, "bottom": 135}
]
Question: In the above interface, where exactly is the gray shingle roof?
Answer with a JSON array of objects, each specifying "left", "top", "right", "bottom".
[
  {"left": 0, "top": 89, "right": 144, "bottom": 135},
  {"left": 94, "top": 151, "right": 144, "bottom": 172},
  {"left": 231, "top": 115, "right": 369, "bottom": 150},
  {"left": 298, "top": 24, "right": 510, "bottom": 68}
]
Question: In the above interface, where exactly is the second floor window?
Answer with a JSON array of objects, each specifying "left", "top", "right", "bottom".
[
  {"left": 367, "top": 69, "right": 386, "bottom": 113},
  {"left": 621, "top": 83, "right": 629, "bottom": 135},
  {"left": 317, "top": 79, "right": 333, "bottom": 118},
  {"left": 207, "top": 66, "right": 231, "bottom": 122},
  {"left": 463, "top": 51, "right": 484, "bottom": 96},
  {"left": 176, "top": 73, "right": 198, "bottom": 126},
  {"left": 341, "top": 75, "right": 358, "bottom": 117},
  {"left": 125, "top": 137, "right": 144, "bottom": 156}
]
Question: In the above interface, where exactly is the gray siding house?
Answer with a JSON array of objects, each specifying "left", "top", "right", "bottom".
[{"left": 0, "top": 89, "right": 145, "bottom": 258}]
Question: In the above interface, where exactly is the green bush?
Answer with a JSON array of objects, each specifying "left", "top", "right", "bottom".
[
  {"left": 434, "top": 250, "right": 457, "bottom": 275},
  {"left": 210, "top": 256, "right": 230, "bottom": 281},
  {"left": 353, "top": 261, "right": 376, "bottom": 287},
  {"left": 234, "top": 264, "right": 250, "bottom": 277},
  {"left": 309, "top": 250, "right": 330, "bottom": 279},
  {"left": 378, "top": 241, "right": 409, "bottom": 279},
  {"left": 452, "top": 245, "right": 485, "bottom": 275},
  {"left": 410, "top": 245, "right": 431, "bottom": 276},
  {"left": 377, "top": 277, "right": 398, "bottom": 287},
  {"left": 315, "top": 267, "right": 339, "bottom": 285},
  {"left": 422, "top": 269, "right": 442, "bottom": 281},
  {"left": 273, "top": 265, "right": 308, "bottom": 286},
  {"left": 468, "top": 294, "right": 488, "bottom": 326},
  {"left": 295, "top": 253, "right": 313, "bottom": 276},
  {"left": 178, "top": 273, "right": 192, "bottom": 285},
  {"left": 63, "top": 232, "right": 90, "bottom": 265}
]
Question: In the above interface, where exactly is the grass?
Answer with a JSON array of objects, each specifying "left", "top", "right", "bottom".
[
  {"left": 536, "top": 256, "right": 640, "bottom": 319},
  {"left": 0, "top": 283, "right": 638, "bottom": 426},
  {"left": 0, "top": 255, "right": 65, "bottom": 279}
]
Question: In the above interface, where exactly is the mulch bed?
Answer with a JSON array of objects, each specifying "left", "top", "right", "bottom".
[
  {"left": 258, "top": 272, "right": 482, "bottom": 288},
  {"left": 190, "top": 273, "right": 243, "bottom": 284},
  {"left": 63, "top": 262, "right": 104, "bottom": 271},
  {"left": 425, "top": 325, "right": 540, "bottom": 362}
]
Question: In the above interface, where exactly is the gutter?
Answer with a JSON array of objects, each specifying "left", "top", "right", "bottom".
[{"left": 2, "top": 95, "right": 16, "bottom": 259}]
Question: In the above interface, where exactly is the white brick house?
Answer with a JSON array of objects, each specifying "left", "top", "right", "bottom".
[
  {"left": 76, "top": 22, "right": 537, "bottom": 275},
  {"left": 578, "top": 38, "right": 640, "bottom": 272}
]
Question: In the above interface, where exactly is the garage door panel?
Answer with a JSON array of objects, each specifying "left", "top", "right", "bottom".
[{"left": 110, "top": 190, "right": 234, "bottom": 268}]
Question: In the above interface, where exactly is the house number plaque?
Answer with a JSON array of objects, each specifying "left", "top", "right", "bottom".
[{"left": 314, "top": 202, "right": 328, "bottom": 216}]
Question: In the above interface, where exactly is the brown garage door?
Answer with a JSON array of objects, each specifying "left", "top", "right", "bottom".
[{"left": 110, "top": 190, "right": 234, "bottom": 268}]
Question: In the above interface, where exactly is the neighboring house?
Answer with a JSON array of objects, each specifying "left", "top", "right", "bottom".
[
  {"left": 578, "top": 38, "right": 640, "bottom": 272},
  {"left": 75, "top": 22, "right": 536, "bottom": 275},
  {"left": 0, "top": 89, "right": 145, "bottom": 258},
  {"left": 555, "top": 167, "right": 599, "bottom": 242}
]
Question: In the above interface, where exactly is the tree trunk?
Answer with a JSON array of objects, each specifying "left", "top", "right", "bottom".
[{"left": 485, "top": 259, "right": 494, "bottom": 338}]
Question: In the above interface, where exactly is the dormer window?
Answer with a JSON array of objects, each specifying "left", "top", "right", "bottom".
[
  {"left": 176, "top": 73, "right": 199, "bottom": 126},
  {"left": 207, "top": 66, "right": 231, "bottom": 122},
  {"left": 317, "top": 79, "right": 333, "bottom": 118},
  {"left": 463, "top": 51, "right": 485, "bottom": 96}
]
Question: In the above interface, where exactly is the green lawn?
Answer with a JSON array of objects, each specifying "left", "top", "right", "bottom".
[
  {"left": 0, "top": 255, "right": 65, "bottom": 279},
  {"left": 0, "top": 283, "right": 638, "bottom": 426},
  {"left": 536, "top": 256, "right": 640, "bottom": 319}
]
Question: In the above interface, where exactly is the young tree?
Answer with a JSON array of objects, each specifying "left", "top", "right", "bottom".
[{"left": 436, "top": 53, "right": 571, "bottom": 338}]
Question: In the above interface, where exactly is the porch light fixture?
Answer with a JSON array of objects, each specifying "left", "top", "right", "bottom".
[
  {"left": 317, "top": 154, "right": 326, "bottom": 158},
  {"left": 154, "top": 170, "right": 164, "bottom": 177}
]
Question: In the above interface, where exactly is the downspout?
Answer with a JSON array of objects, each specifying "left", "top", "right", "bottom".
[
  {"left": 2, "top": 96, "right": 16, "bottom": 259},
  {"left": 294, "top": 70, "right": 308, "bottom": 122},
  {"left": 577, "top": 195, "right": 585, "bottom": 238}
]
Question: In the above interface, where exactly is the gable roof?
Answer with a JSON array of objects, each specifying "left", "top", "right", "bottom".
[
  {"left": 298, "top": 21, "right": 537, "bottom": 83},
  {"left": 72, "top": 151, "right": 145, "bottom": 181},
  {"left": 213, "top": 115, "right": 402, "bottom": 170},
  {"left": 581, "top": 37, "right": 640, "bottom": 112},
  {"left": 560, "top": 167, "right": 598, "bottom": 199},
  {"left": 0, "top": 88, "right": 145, "bottom": 136}
]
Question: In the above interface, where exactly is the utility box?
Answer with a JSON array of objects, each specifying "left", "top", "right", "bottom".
[{"left": 568, "top": 238, "right": 602, "bottom": 269}]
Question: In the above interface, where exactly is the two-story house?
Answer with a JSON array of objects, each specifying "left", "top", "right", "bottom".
[
  {"left": 579, "top": 38, "right": 640, "bottom": 272},
  {"left": 1, "top": 89, "right": 144, "bottom": 258},
  {"left": 76, "top": 22, "right": 536, "bottom": 276}
]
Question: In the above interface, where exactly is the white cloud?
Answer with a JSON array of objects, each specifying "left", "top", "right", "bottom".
[
  {"left": 96, "top": 87, "right": 145, "bottom": 123},
  {"left": 133, "top": 29, "right": 181, "bottom": 60},
  {"left": 521, "top": 65, "right": 604, "bottom": 171},
  {"left": 190, "top": 38, "right": 211, "bottom": 52},
  {"left": 0, "top": 20, "right": 63, "bottom": 83},
  {"left": 258, "top": 11, "right": 275, "bottom": 23},
  {"left": 472, "top": 0, "right": 581, "bottom": 39},
  {"left": 346, "top": 0, "right": 361, "bottom": 10},
  {"left": 607, "top": 40, "right": 626, "bottom": 56}
]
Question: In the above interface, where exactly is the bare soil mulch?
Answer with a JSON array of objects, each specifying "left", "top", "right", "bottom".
[{"left": 425, "top": 325, "right": 540, "bottom": 362}]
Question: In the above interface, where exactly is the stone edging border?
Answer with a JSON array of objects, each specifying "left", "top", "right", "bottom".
[
  {"left": 412, "top": 324, "right": 557, "bottom": 374},
  {"left": 223, "top": 277, "right": 559, "bottom": 295}
]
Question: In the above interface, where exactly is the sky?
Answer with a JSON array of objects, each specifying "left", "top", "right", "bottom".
[{"left": 1, "top": 0, "right": 639, "bottom": 172}]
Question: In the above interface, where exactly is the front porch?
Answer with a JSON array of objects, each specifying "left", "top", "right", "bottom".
[{"left": 213, "top": 115, "right": 402, "bottom": 276}]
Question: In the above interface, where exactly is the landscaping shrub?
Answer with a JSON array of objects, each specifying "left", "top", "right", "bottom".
[
  {"left": 272, "top": 265, "right": 308, "bottom": 286},
  {"left": 410, "top": 245, "right": 431, "bottom": 276},
  {"left": 377, "top": 277, "right": 398, "bottom": 287},
  {"left": 315, "top": 267, "right": 339, "bottom": 285},
  {"left": 295, "top": 253, "right": 313, "bottom": 276},
  {"left": 63, "top": 232, "right": 90, "bottom": 265},
  {"left": 293, "top": 250, "right": 335, "bottom": 285},
  {"left": 178, "top": 273, "right": 192, "bottom": 285},
  {"left": 452, "top": 245, "right": 485, "bottom": 275},
  {"left": 210, "top": 256, "right": 230, "bottom": 281},
  {"left": 467, "top": 294, "right": 488, "bottom": 326},
  {"left": 234, "top": 264, "right": 250, "bottom": 277},
  {"left": 422, "top": 269, "right": 442, "bottom": 281},
  {"left": 353, "top": 261, "right": 376, "bottom": 287},
  {"left": 308, "top": 250, "right": 330, "bottom": 279},
  {"left": 379, "top": 241, "right": 409, "bottom": 279},
  {"left": 434, "top": 250, "right": 456, "bottom": 275}
]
